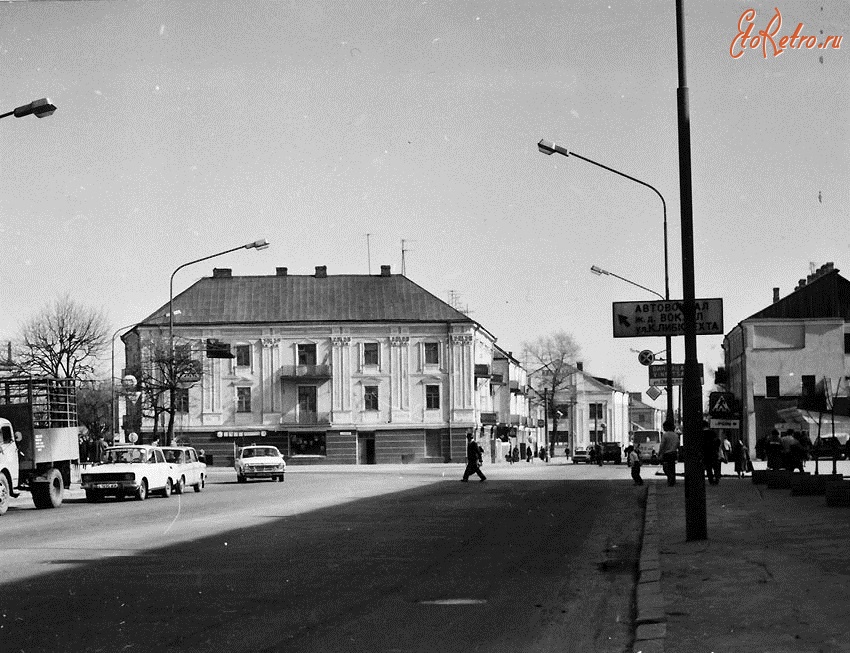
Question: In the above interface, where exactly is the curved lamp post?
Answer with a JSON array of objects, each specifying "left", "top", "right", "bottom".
[
  {"left": 166, "top": 238, "right": 270, "bottom": 439},
  {"left": 539, "top": 139, "right": 674, "bottom": 426}
]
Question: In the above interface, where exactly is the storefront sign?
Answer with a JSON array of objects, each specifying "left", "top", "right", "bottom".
[{"left": 216, "top": 430, "right": 267, "bottom": 438}]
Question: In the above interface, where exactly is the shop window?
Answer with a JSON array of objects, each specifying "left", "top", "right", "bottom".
[
  {"left": 297, "top": 343, "right": 317, "bottom": 366},
  {"left": 424, "top": 342, "right": 440, "bottom": 365},
  {"left": 425, "top": 384, "right": 440, "bottom": 410},
  {"left": 364, "top": 385, "right": 379, "bottom": 411},
  {"left": 289, "top": 432, "right": 326, "bottom": 456},
  {"left": 235, "top": 344, "right": 251, "bottom": 367},
  {"left": 765, "top": 376, "right": 780, "bottom": 398},
  {"left": 363, "top": 342, "right": 379, "bottom": 366},
  {"left": 237, "top": 387, "right": 252, "bottom": 413}
]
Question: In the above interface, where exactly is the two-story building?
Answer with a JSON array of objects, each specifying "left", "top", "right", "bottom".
[
  {"left": 536, "top": 363, "right": 630, "bottom": 455},
  {"left": 123, "top": 265, "right": 525, "bottom": 466},
  {"left": 723, "top": 262, "right": 850, "bottom": 454},
  {"left": 629, "top": 392, "right": 663, "bottom": 433}
]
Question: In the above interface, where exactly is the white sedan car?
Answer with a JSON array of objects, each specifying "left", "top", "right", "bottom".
[
  {"left": 161, "top": 446, "right": 207, "bottom": 494},
  {"left": 235, "top": 445, "right": 286, "bottom": 483},
  {"left": 81, "top": 445, "right": 175, "bottom": 501}
]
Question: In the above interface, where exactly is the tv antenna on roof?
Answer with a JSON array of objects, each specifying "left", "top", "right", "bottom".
[
  {"left": 365, "top": 233, "right": 372, "bottom": 274},
  {"left": 401, "top": 238, "right": 414, "bottom": 276}
]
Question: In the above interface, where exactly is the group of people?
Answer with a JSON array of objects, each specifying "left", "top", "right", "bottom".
[
  {"left": 763, "top": 428, "right": 812, "bottom": 472},
  {"left": 505, "top": 442, "right": 549, "bottom": 464}
]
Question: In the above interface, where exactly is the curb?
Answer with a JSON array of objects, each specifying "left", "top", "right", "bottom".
[{"left": 633, "top": 482, "right": 665, "bottom": 653}]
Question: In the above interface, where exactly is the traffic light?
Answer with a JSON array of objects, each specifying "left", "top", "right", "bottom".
[{"left": 206, "top": 339, "right": 234, "bottom": 359}]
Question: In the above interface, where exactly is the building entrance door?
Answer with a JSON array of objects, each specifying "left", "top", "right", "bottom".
[{"left": 358, "top": 432, "right": 375, "bottom": 464}]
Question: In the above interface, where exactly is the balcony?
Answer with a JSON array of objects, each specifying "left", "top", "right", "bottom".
[
  {"left": 509, "top": 380, "right": 526, "bottom": 394},
  {"left": 474, "top": 364, "right": 491, "bottom": 378},
  {"left": 279, "top": 364, "right": 332, "bottom": 380},
  {"left": 279, "top": 411, "right": 331, "bottom": 426}
]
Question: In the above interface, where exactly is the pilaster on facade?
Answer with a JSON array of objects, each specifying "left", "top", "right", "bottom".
[
  {"left": 389, "top": 335, "right": 411, "bottom": 422},
  {"left": 331, "top": 336, "right": 352, "bottom": 420}
]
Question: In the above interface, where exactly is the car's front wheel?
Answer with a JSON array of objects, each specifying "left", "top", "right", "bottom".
[
  {"left": 174, "top": 476, "right": 185, "bottom": 495},
  {"left": 193, "top": 475, "right": 204, "bottom": 492},
  {"left": 136, "top": 479, "right": 148, "bottom": 501},
  {"left": 0, "top": 473, "right": 12, "bottom": 515},
  {"left": 161, "top": 478, "right": 173, "bottom": 498}
]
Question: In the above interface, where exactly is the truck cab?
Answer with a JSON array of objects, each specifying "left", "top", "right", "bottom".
[{"left": 0, "top": 417, "right": 20, "bottom": 515}]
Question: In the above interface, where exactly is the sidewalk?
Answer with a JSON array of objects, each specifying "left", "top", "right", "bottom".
[{"left": 634, "top": 462, "right": 850, "bottom": 653}]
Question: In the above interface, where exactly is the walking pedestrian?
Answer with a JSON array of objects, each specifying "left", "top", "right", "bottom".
[
  {"left": 461, "top": 432, "right": 486, "bottom": 482},
  {"left": 627, "top": 446, "right": 643, "bottom": 485},
  {"left": 595, "top": 442, "right": 603, "bottom": 466},
  {"left": 512, "top": 446, "right": 520, "bottom": 463},
  {"left": 780, "top": 430, "right": 797, "bottom": 471},
  {"left": 658, "top": 420, "right": 680, "bottom": 486},
  {"left": 526, "top": 444, "right": 533, "bottom": 463},
  {"left": 732, "top": 436, "right": 747, "bottom": 478},
  {"left": 702, "top": 421, "right": 722, "bottom": 485}
]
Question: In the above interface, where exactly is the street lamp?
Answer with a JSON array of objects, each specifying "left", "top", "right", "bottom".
[
  {"left": 0, "top": 98, "right": 57, "bottom": 120},
  {"left": 166, "top": 238, "right": 270, "bottom": 439},
  {"left": 539, "top": 139, "right": 675, "bottom": 426}
]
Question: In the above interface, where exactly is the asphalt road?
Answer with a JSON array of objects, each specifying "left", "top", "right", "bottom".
[{"left": 1, "top": 462, "right": 645, "bottom": 653}]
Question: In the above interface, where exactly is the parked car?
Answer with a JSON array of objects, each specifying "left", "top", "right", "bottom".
[
  {"left": 235, "top": 445, "right": 286, "bottom": 482},
  {"left": 81, "top": 445, "right": 176, "bottom": 501},
  {"left": 572, "top": 448, "right": 590, "bottom": 464},
  {"left": 810, "top": 436, "right": 848, "bottom": 460},
  {"left": 161, "top": 446, "right": 207, "bottom": 493}
]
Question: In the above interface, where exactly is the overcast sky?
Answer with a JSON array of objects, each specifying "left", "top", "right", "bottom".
[{"left": 1, "top": 1, "right": 847, "bottom": 412}]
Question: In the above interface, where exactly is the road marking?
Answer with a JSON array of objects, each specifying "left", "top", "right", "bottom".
[{"left": 418, "top": 599, "right": 487, "bottom": 605}]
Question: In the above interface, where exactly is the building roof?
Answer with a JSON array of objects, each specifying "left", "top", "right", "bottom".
[
  {"left": 744, "top": 267, "right": 850, "bottom": 322},
  {"left": 137, "top": 271, "right": 477, "bottom": 328}
]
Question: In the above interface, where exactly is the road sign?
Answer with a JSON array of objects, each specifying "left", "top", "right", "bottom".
[
  {"left": 612, "top": 298, "right": 724, "bottom": 338},
  {"left": 648, "top": 363, "right": 704, "bottom": 386},
  {"left": 637, "top": 350, "right": 655, "bottom": 366},
  {"left": 710, "top": 418, "right": 740, "bottom": 430},
  {"left": 645, "top": 386, "right": 662, "bottom": 401},
  {"left": 709, "top": 391, "right": 736, "bottom": 417}
]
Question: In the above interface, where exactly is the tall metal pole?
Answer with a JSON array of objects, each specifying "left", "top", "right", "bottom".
[
  {"left": 111, "top": 323, "right": 138, "bottom": 443},
  {"left": 676, "top": 0, "right": 707, "bottom": 541}
]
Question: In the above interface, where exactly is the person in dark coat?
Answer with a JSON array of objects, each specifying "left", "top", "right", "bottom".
[
  {"left": 94, "top": 435, "right": 107, "bottom": 463},
  {"left": 702, "top": 421, "right": 722, "bottom": 485},
  {"left": 461, "top": 433, "right": 486, "bottom": 482},
  {"left": 766, "top": 429, "right": 782, "bottom": 470}
]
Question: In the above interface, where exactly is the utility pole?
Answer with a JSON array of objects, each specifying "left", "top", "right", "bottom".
[
  {"left": 676, "top": 0, "right": 707, "bottom": 541},
  {"left": 401, "top": 239, "right": 412, "bottom": 276}
]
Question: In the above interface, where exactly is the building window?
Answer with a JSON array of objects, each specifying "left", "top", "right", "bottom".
[
  {"left": 236, "top": 387, "right": 252, "bottom": 413},
  {"left": 175, "top": 388, "right": 189, "bottom": 413},
  {"left": 425, "top": 384, "right": 440, "bottom": 409},
  {"left": 235, "top": 344, "right": 251, "bottom": 367},
  {"left": 424, "top": 342, "right": 440, "bottom": 365},
  {"left": 297, "top": 343, "right": 317, "bottom": 366},
  {"left": 588, "top": 403, "right": 604, "bottom": 420},
  {"left": 801, "top": 375, "right": 816, "bottom": 398},
  {"left": 637, "top": 413, "right": 646, "bottom": 424},
  {"left": 363, "top": 342, "right": 379, "bottom": 366},
  {"left": 364, "top": 385, "right": 379, "bottom": 411},
  {"left": 765, "top": 376, "right": 780, "bottom": 398}
]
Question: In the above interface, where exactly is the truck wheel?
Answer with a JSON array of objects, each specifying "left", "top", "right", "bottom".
[
  {"left": 0, "top": 473, "right": 11, "bottom": 515},
  {"left": 32, "top": 469, "right": 64, "bottom": 509},
  {"left": 136, "top": 479, "right": 148, "bottom": 501}
]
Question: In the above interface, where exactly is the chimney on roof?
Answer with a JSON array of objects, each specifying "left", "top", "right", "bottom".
[
  {"left": 576, "top": 362, "right": 583, "bottom": 371},
  {"left": 212, "top": 268, "right": 232, "bottom": 278},
  {"left": 315, "top": 265, "right": 327, "bottom": 278},
  {"left": 773, "top": 287, "right": 780, "bottom": 303},
  {"left": 276, "top": 267, "right": 288, "bottom": 277},
  {"left": 797, "top": 278, "right": 806, "bottom": 291},
  {"left": 380, "top": 265, "right": 391, "bottom": 277}
]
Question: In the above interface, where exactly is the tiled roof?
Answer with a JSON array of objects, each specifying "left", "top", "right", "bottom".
[
  {"left": 745, "top": 270, "right": 850, "bottom": 321},
  {"left": 139, "top": 273, "right": 474, "bottom": 326}
]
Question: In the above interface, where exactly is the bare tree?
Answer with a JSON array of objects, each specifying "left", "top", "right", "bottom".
[
  {"left": 77, "top": 381, "right": 112, "bottom": 442},
  {"left": 136, "top": 336, "right": 203, "bottom": 443},
  {"left": 522, "top": 330, "right": 582, "bottom": 451},
  {"left": 15, "top": 294, "right": 109, "bottom": 380}
]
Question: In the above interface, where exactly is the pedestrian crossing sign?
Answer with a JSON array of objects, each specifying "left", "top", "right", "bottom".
[{"left": 709, "top": 392, "right": 735, "bottom": 417}]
